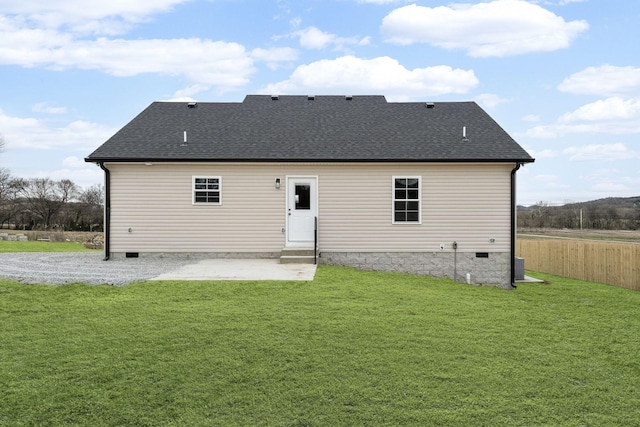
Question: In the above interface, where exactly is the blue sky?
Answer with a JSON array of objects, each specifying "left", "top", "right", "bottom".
[{"left": 0, "top": 0, "right": 638, "bottom": 206}]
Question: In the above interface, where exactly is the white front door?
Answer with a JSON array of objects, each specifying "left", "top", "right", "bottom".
[{"left": 287, "top": 177, "right": 317, "bottom": 246}]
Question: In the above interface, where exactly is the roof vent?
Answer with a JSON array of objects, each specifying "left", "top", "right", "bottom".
[
  {"left": 307, "top": 95, "right": 315, "bottom": 100},
  {"left": 462, "top": 126, "right": 469, "bottom": 142},
  {"left": 271, "top": 95, "right": 279, "bottom": 101},
  {"left": 187, "top": 102, "right": 197, "bottom": 109},
  {"left": 425, "top": 102, "right": 435, "bottom": 109},
  {"left": 345, "top": 95, "right": 353, "bottom": 101}
]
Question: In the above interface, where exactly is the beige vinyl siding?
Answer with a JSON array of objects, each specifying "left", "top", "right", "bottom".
[
  {"left": 318, "top": 163, "right": 511, "bottom": 253},
  {"left": 107, "top": 162, "right": 513, "bottom": 254},
  {"left": 108, "top": 163, "right": 286, "bottom": 253}
]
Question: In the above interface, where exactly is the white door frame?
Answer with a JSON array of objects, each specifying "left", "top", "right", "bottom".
[{"left": 286, "top": 176, "right": 318, "bottom": 247}]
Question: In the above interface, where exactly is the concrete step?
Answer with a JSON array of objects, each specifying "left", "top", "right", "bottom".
[
  {"left": 280, "top": 248, "right": 314, "bottom": 257},
  {"left": 280, "top": 247, "right": 316, "bottom": 264},
  {"left": 280, "top": 255, "right": 316, "bottom": 264}
]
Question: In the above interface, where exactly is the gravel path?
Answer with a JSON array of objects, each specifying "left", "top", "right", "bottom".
[{"left": 0, "top": 253, "right": 196, "bottom": 286}]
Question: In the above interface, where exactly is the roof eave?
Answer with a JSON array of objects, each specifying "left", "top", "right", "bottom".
[{"left": 85, "top": 157, "right": 535, "bottom": 164}]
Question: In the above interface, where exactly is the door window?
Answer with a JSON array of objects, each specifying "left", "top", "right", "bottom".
[{"left": 295, "top": 184, "right": 311, "bottom": 210}]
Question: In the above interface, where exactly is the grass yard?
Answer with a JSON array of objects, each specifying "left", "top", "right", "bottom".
[
  {"left": 0, "top": 240, "right": 95, "bottom": 253},
  {"left": 1, "top": 267, "right": 639, "bottom": 426}
]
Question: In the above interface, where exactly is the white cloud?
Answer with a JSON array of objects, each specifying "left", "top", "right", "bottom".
[
  {"left": 32, "top": 102, "right": 68, "bottom": 114},
  {"left": 581, "top": 169, "right": 640, "bottom": 197},
  {"left": 261, "top": 55, "right": 478, "bottom": 100},
  {"left": 0, "top": 16, "right": 74, "bottom": 65},
  {"left": 559, "top": 97, "right": 640, "bottom": 123},
  {"left": 563, "top": 143, "right": 640, "bottom": 162},
  {"left": 381, "top": 0, "right": 588, "bottom": 57},
  {"left": 592, "top": 182, "right": 633, "bottom": 194},
  {"left": 475, "top": 93, "right": 511, "bottom": 109},
  {"left": 529, "top": 148, "right": 557, "bottom": 159},
  {"left": 525, "top": 97, "right": 640, "bottom": 137},
  {"left": 166, "top": 84, "right": 209, "bottom": 101},
  {"left": 357, "top": 0, "right": 403, "bottom": 3},
  {"left": 62, "top": 156, "right": 87, "bottom": 168},
  {"left": 528, "top": 123, "right": 599, "bottom": 138},
  {"left": 534, "top": 174, "right": 570, "bottom": 189},
  {"left": 0, "top": 0, "right": 191, "bottom": 35},
  {"left": 0, "top": 19, "right": 256, "bottom": 89},
  {"left": 523, "top": 114, "right": 541, "bottom": 122},
  {"left": 0, "top": 0, "right": 188, "bottom": 19},
  {"left": 0, "top": 6, "right": 275, "bottom": 92},
  {"left": 32, "top": 165, "right": 104, "bottom": 189},
  {"left": 297, "top": 26, "right": 335, "bottom": 49},
  {"left": 289, "top": 17, "right": 302, "bottom": 29},
  {"left": 555, "top": 0, "right": 588, "bottom": 5},
  {"left": 73, "top": 39, "right": 252, "bottom": 85},
  {"left": 558, "top": 65, "right": 640, "bottom": 96},
  {"left": 291, "top": 26, "right": 370, "bottom": 51},
  {"left": 0, "top": 108, "right": 114, "bottom": 150},
  {"left": 0, "top": 3, "right": 307, "bottom": 93},
  {"left": 252, "top": 47, "right": 298, "bottom": 70},
  {"left": 252, "top": 47, "right": 298, "bottom": 62},
  {"left": 162, "top": 96, "right": 197, "bottom": 103}
]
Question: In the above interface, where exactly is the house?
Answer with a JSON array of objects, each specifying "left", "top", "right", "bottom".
[{"left": 85, "top": 95, "right": 534, "bottom": 288}]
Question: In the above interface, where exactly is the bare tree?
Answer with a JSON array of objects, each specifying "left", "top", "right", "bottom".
[
  {"left": 79, "top": 184, "right": 104, "bottom": 207},
  {"left": 58, "top": 179, "right": 79, "bottom": 203},
  {"left": 0, "top": 168, "right": 22, "bottom": 228},
  {"left": 0, "top": 133, "right": 5, "bottom": 154},
  {"left": 75, "top": 184, "right": 104, "bottom": 231},
  {"left": 18, "top": 177, "right": 80, "bottom": 230}
]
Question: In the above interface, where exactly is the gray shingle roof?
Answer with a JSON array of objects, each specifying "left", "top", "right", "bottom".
[{"left": 85, "top": 95, "right": 534, "bottom": 163}]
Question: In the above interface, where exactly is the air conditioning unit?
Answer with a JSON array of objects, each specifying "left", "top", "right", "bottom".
[{"left": 514, "top": 257, "right": 525, "bottom": 280}]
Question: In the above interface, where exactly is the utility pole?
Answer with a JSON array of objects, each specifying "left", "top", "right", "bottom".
[{"left": 580, "top": 208, "right": 583, "bottom": 230}]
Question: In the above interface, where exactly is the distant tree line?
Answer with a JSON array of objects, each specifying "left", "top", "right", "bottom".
[
  {"left": 0, "top": 168, "right": 103, "bottom": 231},
  {"left": 518, "top": 200, "right": 640, "bottom": 230}
]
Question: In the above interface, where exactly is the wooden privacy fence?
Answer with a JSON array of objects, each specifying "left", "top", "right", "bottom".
[{"left": 516, "top": 238, "right": 640, "bottom": 291}]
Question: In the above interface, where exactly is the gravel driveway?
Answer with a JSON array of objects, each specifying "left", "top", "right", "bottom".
[{"left": 0, "top": 253, "right": 196, "bottom": 286}]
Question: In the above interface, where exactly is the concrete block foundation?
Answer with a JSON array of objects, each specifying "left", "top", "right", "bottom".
[
  {"left": 108, "top": 252, "right": 280, "bottom": 261},
  {"left": 320, "top": 251, "right": 512, "bottom": 289}
]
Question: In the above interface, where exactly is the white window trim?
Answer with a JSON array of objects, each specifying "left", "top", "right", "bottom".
[
  {"left": 392, "top": 176, "right": 422, "bottom": 224},
  {"left": 192, "top": 176, "right": 222, "bottom": 205}
]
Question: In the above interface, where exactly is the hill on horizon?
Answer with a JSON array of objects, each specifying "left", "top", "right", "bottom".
[
  {"left": 520, "top": 195, "right": 640, "bottom": 210},
  {"left": 518, "top": 196, "right": 640, "bottom": 230}
]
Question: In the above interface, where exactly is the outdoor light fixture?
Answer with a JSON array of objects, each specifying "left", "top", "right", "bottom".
[{"left": 275, "top": 178, "right": 281, "bottom": 189}]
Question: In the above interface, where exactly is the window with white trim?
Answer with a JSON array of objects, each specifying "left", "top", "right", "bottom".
[
  {"left": 193, "top": 176, "right": 221, "bottom": 204},
  {"left": 393, "top": 177, "right": 421, "bottom": 223}
]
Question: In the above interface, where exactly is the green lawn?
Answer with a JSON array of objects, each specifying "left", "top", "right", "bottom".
[
  {"left": 0, "top": 240, "right": 95, "bottom": 252},
  {"left": 1, "top": 268, "right": 639, "bottom": 426}
]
